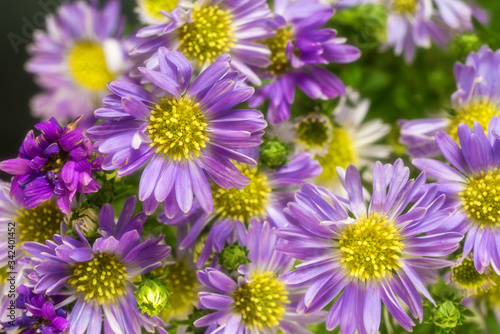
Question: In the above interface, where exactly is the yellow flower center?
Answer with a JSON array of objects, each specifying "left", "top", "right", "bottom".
[
  {"left": 233, "top": 271, "right": 289, "bottom": 331},
  {"left": 480, "top": 273, "right": 500, "bottom": 308},
  {"left": 16, "top": 201, "right": 64, "bottom": 246},
  {"left": 296, "top": 114, "right": 331, "bottom": 150},
  {"left": 212, "top": 165, "right": 272, "bottom": 223},
  {"left": 147, "top": 95, "right": 209, "bottom": 161},
  {"left": 447, "top": 99, "right": 500, "bottom": 142},
  {"left": 259, "top": 27, "right": 293, "bottom": 76},
  {"left": 154, "top": 261, "right": 199, "bottom": 322},
  {"left": 452, "top": 257, "right": 492, "bottom": 296},
  {"left": 179, "top": 5, "right": 235, "bottom": 65},
  {"left": 0, "top": 266, "right": 9, "bottom": 284},
  {"left": 67, "top": 41, "right": 115, "bottom": 90},
  {"left": 392, "top": 0, "right": 419, "bottom": 15},
  {"left": 315, "top": 127, "right": 357, "bottom": 183},
  {"left": 460, "top": 168, "right": 500, "bottom": 229},
  {"left": 141, "top": 0, "right": 179, "bottom": 21},
  {"left": 339, "top": 214, "right": 403, "bottom": 281},
  {"left": 69, "top": 253, "right": 127, "bottom": 304}
]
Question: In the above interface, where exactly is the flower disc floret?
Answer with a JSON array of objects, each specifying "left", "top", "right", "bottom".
[
  {"left": 260, "top": 27, "right": 293, "bottom": 76},
  {"left": 392, "top": 0, "right": 419, "bottom": 15},
  {"left": 142, "top": 0, "right": 179, "bottom": 21},
  {"left": 232, "top": 271, "right": 289, "bottom": 330},
  {"left": 452, "top": 257, "right": 492, "bottom": 296},
  {"left": 16, "top": 201, "right": 64, "bottom": 245},
  {"left": 67, "top": 41, "right": 115, "bottom": 90},
  {"left": 212, "top": 165, "right": 271, "bottom": 222},
  {"left": 339, "top": 214, "right": 403, "bottom": 281},
  {"left": 147, "top": 95, "right": 209, "bottom": 161},
  {"left": 296, "top": 114, "right": 331, "bottom": 149},
  {"left": 69, "top": 253, "right": 127, "bottom": 304},
  {"left": 460, "top": 168, "right": 500, "bottom": 229},
  {"left": 316, "top": 127, "right": 357, "bottom": 182},
  {"left": 180, "top": 5, "right": 235, "bottom": 65},
  {"left": 448, "top": 99, "right": 500, "bottom": 142}
]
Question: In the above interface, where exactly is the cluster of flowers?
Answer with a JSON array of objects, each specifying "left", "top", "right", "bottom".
[{"left": 1, "top": 0, "right": 499, "bottom": 333}]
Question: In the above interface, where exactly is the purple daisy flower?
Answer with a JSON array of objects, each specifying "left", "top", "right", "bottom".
[
  {"left": 400, "top": 46, "right": 500, "bottom": 158},
  {"left": 413, "top": 117, "right": 500, "bottom": 274},
  {"left": 0, "top": 117, "right": 101, "bottom": 214},
  {"left": 2, "top": 285, "right": 69, "bottom": 334},
  {"left": 132, "top": 0, "right": 274, "bottom": 85},
  {"left": 22, "top": 196, "right": 169, "bottom": 334},
  {"left": 26, "top": 0, "right": 131, "bottom": 128},
  {"left": 88, "top": 48, "right": 267, "bottom": 216},
  {"left": 194, "top": 220, "right": 324, "bottom": 333},
  {"left": 247, "top": 0, "right": 361, "bottom": 125},
  {"left": 276, "top": 159, "right": 464, "bottom": 333},
  {"left": 158, "top": 152, "right": 321, "bottom": 267}
]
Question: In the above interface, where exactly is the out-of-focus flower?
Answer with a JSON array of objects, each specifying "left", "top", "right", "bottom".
[
  {"left": 248, "top": 0, "right": 360, "bottom": 124},
  {"left": 0, "top": 117, "right": 101, "bottom": 214},
  {"left": 158, "top": 152, "right": 321, "bottom": 267},
  {"left": 277, "top": 159, "right": 463, "bottom": 333},
  {"left": 88, "top": 49, "right": 266, "bottom": 217},
  {"left": 195, "top": 221, "right": 324, "bottom": 333},
  {"left": 400, "top": 46, "right": 500, "bottom": 157},
  {"left": 135, "top": 0, "right": 192, "bottom": 25},
  {"left": 26, "top": 0, "right": 130, "bottom": 128},
  {"left": 413, "top": 117, "right": 500, "bottom": 274},
  {"left": 132, "top": 0, "right": 274, "bottom": 84}
]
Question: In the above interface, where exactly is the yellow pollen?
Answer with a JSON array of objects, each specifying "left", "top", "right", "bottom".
[
  {"left": 141, "top": 0, "right": 179, "bottom": 21},
  {"left": 338, "top": 214, "right": 403, "bottom": 281},
  {"left": 0, "top": 266, "right": 9, "bottom": 284},
  {"left": 153, "top": 261, "right": 199, "bottom": 322},
  {"left": 68, "top": 253, "right": 127, "bottom": 305},
  {"left": 16, "top": 201, "right": 64, "bottom": 246},
  {"left": 67, "top": 41, "right": 115, "bottom": 90},
  {"left": 451, "top": 256, "right": 493, "bottom": 296},
  {"left": 460, "top": 168, "right": 500, "bottom": 229},
  {"left": 179, "top": 5, "right": 235, "bottom": 65},
  {"left": 259, "top": 27, "right": 293, "bottom": 77},
  {"left": 296, "top": 113, "right": 332, "bottom": 150},
  {"left": 392, "top": 0, "right": 419, "bottom": 15},
  {"left": 315, "top": 127, "right": 357, "bottom": 183},
  {"left": 212, "top": 164, "right": 271, "bottom": 223},
  {"left": 147, "top": 95, "right": 209, "bottom": 161},
  {"left": 233, "top": 271, "right": 289, "bottom": 331},
  {"left": 447, "top": 99, "right": 500, "bottom": 142}
]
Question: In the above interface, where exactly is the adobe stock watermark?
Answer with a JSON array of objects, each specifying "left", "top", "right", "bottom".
[{"left": 7, "top": 0, "right": 65, "bottom": 54}]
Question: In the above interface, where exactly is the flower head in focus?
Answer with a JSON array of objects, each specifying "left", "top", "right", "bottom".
[
  {"left": 88, "top": 48, "right": 267, "bottom": 217},
  {"left": 276, "top": 159, "right": 464, "bottom": 333}
]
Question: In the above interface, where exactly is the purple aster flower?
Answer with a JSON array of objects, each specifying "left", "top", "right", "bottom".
[
  {"left": 2, "top": 285, "right": 69, "bottom": 334},
  {"left": 88, "top": 48, "right": 267, "bottom": 216},
  {"left": 26, "top": 0, "right": 131, "bottom": 128},
  {"left": 0, "top": 117, "right": 101, "bottom": 214},
  {"left": 132, "top": 0, "right": 274, "bottom": 85},
  {"left": 276, "top": 159, "right": 464, "bottom": 333},
  {"left": 158, "top": 152, "right": 321, "bottom": 267},
  {"left": 135, "top": 0, "right": 192, "bottom": 25},
  {"left": 194, "top": 220, "right": 324, "bottom": 333},
  {"left": 247, "top": 0, "right": 361, "bottom": 125},
  {"left": 400, "top": 46, "right": 500, "bottom": 157},
  {"left": 23, "top": 196, "right": 169, "bottom": 334},
  {"left": 413, "top": 117, "right": 500, "bottom": 274}
]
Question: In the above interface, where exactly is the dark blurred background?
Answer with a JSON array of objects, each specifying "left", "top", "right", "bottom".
[{"left": 0, "top": 0, "right": 499, "bottom": 162}]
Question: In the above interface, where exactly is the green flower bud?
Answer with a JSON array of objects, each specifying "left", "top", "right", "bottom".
[
  {"left": 64, "top": 207, "right": 99, "bottom": 238},
  {"left": 452, "top": 33, "right": 483, "bottom": 61},
  {"left": 259, "top": 136, "right": 290, "bottom": 169},
  {"left": 332, "top": 4, "right": 388, "bottom": 50},
  {"left": 430, "top": 300, "right": 467, "bottom": 333},
  {"left": 215, "top": 241, "right": 252, "bottom": 271},
  {"left": 134, "top": 277, "right": 172, "bottom": 316}
]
